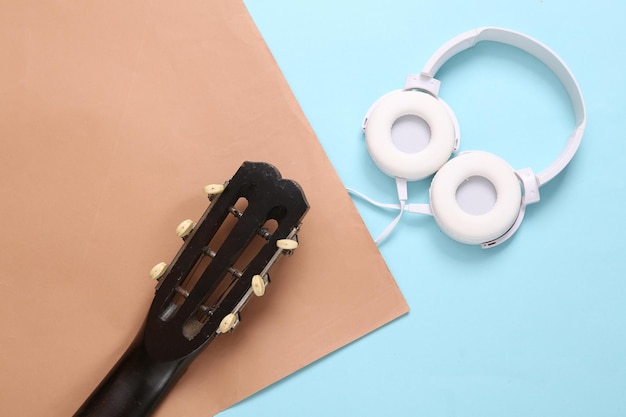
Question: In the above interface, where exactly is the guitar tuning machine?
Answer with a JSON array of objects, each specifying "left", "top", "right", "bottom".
[
  {"left": 149, "top": 262, "right": 168, "bottom": 281},
  {"left": 251, "top": 274, "right": 269, "bottom": 297},
  {"left": 175, "top": 219, "right": 195, "bottom": 239},
  {"left": 217, "top": 312, "right": 240, "bottom": 334},
  {"left": 276, "top": 235, "right": 299, "bottom": 256},
  {"left": 203, "top": 181, "right": 227, "bottom": 201}
]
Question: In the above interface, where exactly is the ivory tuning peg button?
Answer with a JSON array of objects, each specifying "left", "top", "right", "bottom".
[
  {"left": 251, "top": 274, "right": 266, "bottom": 297},
  {"left": 218, "top": 313, "right": 238, "bottom": 334},
  {"left": 276, "top": 238, "right": 298, "bottom": 250},
  {"left": 175, "top": 219, "right": 195, "bottom": 238},
  {"left": 203, "top": 183, "right": 225, "bottom": 198},
  {"left": 149, "top": 262, "right": 168, "bottom": 280}
]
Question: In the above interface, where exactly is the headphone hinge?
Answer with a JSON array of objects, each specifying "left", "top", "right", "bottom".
[
  {"left": 404, "top": 73, "right": 440, "bottom": 97},
  {"left": 516, "top": 168, "right": 540, "bottom": 205}
]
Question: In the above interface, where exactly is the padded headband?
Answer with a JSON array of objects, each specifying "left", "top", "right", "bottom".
[{"left": 419, "top": 27, "right": 587, "bottom": 186}]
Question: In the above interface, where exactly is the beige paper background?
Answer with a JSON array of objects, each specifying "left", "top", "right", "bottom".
[{"left": 0, "top": 1, "right": 408, "bottom": 415}]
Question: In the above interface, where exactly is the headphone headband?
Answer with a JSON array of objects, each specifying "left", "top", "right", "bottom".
[{"left": 420, "top": 27, "right": 586, "bottom": 186}]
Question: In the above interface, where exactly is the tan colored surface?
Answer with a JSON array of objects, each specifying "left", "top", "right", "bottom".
[{"left": 0, "top": 1, "right": 408, "bottom": 415}]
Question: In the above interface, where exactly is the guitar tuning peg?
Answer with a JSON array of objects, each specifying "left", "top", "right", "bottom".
[
  {"left": 149, "top": 262, "right": 168, "bottom": 280},
  {"left": 203, "top": 183, "right": 225, "bottom": 200},
  {"left": 218, "top": 313, "right": 239, "bottom": 334},
  {"left": 175, "top": 219, "right": 195, "bottom": 239},
  {"left": 276, "top": 238, "right": 298, "bottom": 251},
  {"left": 251, "top": 274, "right": 267, "bottom": 297}
]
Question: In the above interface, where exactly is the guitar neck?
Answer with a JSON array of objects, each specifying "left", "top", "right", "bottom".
[{"left": 74, "top": 320, "right": 199, "bottom": 417}]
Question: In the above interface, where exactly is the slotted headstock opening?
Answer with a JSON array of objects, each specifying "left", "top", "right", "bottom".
[
  {"left": 158, "top": 197, "right": 250, "bottom": 324},
  {"left": 180, "top": 218, "right": 280, "bottom": 340}
]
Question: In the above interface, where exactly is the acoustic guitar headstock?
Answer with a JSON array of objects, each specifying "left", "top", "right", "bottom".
[{"left": 144, "top": 161, "right": 309, "bottom": 361}]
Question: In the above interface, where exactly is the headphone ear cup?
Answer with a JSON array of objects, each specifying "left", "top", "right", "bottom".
[
  {"left": 364, "top": 90, "right": 457, "bottom": 181},
  {"left": 429, "top": 151, "right": 522, "bottom": 245}
]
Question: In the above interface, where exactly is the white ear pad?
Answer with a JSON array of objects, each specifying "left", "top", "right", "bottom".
[
  {"left": 364, "top": 90, "right": 457, "bottom": 181},
  {"left": 429, "top": 151, "right": 522, "bottom": 244}
]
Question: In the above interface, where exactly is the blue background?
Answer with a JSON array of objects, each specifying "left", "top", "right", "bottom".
[{"left": 220, "top": 1, "right": 626, "bottom": 416}]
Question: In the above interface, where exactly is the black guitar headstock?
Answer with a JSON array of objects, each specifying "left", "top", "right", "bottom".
[
  {"left": 75, "top": 161, "right": 309, "bottom": 417},
  {"left": 145, "top": 161, "right": 309, "bottom": 361}
]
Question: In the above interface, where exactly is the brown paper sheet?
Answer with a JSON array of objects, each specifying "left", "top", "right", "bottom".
[{"left": 0, "top": 1, "right": 408, "bottom": 415}]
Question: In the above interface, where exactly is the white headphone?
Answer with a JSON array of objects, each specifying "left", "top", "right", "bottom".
[{"left": 354, "top": 27, "right": 586, "bottom": 248}]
